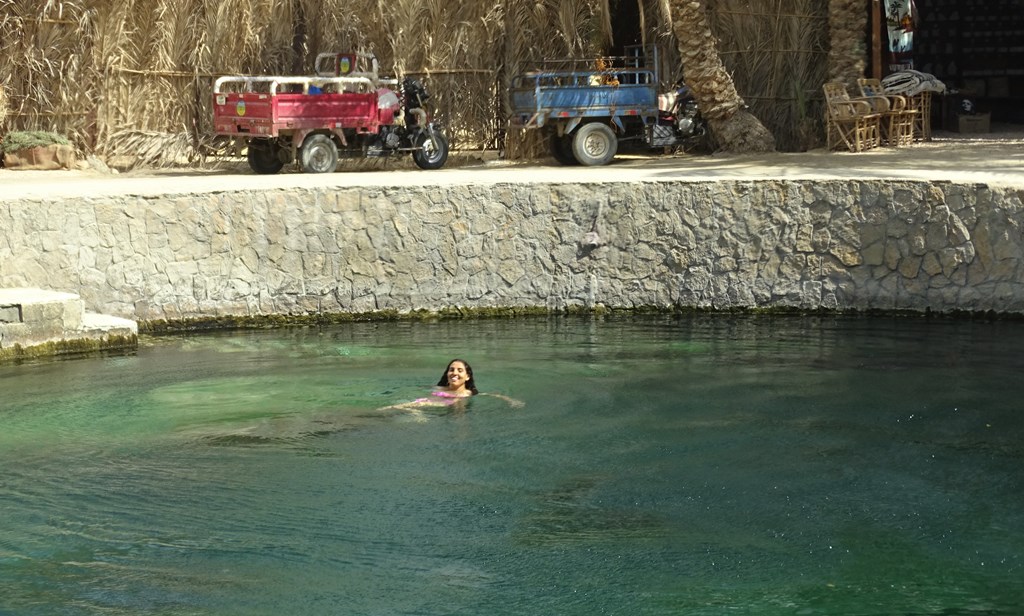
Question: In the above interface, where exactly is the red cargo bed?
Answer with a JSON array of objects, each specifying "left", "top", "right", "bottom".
[{"left": 213, "top": 75, "right": 385, "bottom": 137}]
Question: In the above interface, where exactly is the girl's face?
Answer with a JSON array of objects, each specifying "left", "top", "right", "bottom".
[{"left": 446, "top": 361, "right": 469, "bottom": 389}]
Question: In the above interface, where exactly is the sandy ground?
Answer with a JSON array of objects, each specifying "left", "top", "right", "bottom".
[{"left": 2, "top": 125, "right": 1022, "bottom": 200}]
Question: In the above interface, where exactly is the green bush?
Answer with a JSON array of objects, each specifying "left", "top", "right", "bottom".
[{"left": 1, "top": 130, "right": 70, "bottom": 154}]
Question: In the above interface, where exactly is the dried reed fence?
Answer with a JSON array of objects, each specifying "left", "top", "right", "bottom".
[
  {"left": 707, "top": 0, "right": 829, "bottom": 150},
  {"left": 1, "top": 0, "right": 832, "bottom": 168},
  {"left": 0, "top": 82, "right": 7, "bottom": 129}
]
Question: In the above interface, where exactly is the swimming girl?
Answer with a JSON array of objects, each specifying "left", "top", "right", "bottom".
[{"left": 380, "top": 358, "right": 523, "bottom": 415}]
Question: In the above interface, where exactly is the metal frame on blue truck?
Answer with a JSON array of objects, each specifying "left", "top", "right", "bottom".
[{"left": 509, "top": 45, "right": 706, "bottom": 166}]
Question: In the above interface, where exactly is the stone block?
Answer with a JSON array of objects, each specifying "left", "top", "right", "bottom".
[
  {"left": 2, "top": 144, "right": 77, "bottom": 170},
  {"left": 0, "top": 304, "right": 21, "bottom": 323}
]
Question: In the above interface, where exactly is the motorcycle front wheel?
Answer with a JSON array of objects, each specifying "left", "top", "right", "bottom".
[{"left": 412, "top": 130, "right": 449, "bottom": 170}]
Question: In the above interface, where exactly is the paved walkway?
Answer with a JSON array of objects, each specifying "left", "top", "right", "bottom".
[{"left": 2, "top": 127, "right": 1022, "bottom": 201}]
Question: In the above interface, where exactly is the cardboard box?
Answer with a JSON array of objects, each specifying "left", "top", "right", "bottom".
[{"left": 957, "top": 112, "right": 990, "bottom": 133}]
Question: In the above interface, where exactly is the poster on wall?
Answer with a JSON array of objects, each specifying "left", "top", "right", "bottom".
[{"left": 884, "top": 0, "right": 915, "bottom": 71}]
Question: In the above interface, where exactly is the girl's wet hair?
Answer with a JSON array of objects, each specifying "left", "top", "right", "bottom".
[{"left": 437, "top": 358, "right": 478, "bottom": 394}]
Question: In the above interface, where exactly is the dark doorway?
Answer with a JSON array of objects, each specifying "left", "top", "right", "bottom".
[
  {"left": 610, "top": 0, "right": 643, "bottom": 56},
  {"left": 913, "top": 0, "right": 1024, "bottom": 125}
]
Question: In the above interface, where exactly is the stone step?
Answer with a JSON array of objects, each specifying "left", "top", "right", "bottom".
[{"left": 0, "top": 288, "right": 138, "bottom": 360}]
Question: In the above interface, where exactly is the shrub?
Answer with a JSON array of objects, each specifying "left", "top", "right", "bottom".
[{"left": 1, "top": 130, "right": 70, "bottom": 154}]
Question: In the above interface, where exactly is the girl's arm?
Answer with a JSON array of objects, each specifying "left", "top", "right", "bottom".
[{"left": 480, "top": 393, "right": 524, "bottom": 408}]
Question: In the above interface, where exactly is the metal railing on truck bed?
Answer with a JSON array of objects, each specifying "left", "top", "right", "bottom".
[
  {"left": 508, "top": 45, "right": 661, "bottom": 129},
  {"left": 212, "top": 76, "right": 395, "bottom": 137}
]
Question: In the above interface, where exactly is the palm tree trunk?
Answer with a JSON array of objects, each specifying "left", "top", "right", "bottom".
[
  {"left": 828, "top": 0, "right": 868, "bottom": 84},
  {"left": 666, "top": 0, "right": 775, "bottom": 152},
  {"left": 826, "top": 0, "right": 868, "bottom": 155}
]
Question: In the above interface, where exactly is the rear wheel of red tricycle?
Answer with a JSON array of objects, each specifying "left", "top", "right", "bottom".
[{"left": 247, "top": 139, "right": 285, "bottom": 175}]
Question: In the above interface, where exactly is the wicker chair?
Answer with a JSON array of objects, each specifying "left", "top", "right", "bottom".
[
  {"left": 823, "top": 82, "right": 881, "bottom": 152},
  {"left": 880, "top": 71, "right": 940, "bottom": 141},
  {"left": 857, "top": 78, "right": 916, "bottom": 146},
  {"left": 906, "top": 91, "right": 932, "bottom": 141}
]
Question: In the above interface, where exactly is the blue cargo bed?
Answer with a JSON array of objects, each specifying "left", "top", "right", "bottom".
[{"left": 509, "top": 68, "right": 659, "bottom": 129}]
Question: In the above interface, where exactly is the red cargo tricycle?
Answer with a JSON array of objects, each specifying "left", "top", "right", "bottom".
[{"left": 213, "top": 52, "right": 449, "bottom": 173}]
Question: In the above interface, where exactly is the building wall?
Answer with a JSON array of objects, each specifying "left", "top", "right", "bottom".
[{"left": 2, "top": 179, "right": 1023, "bottom": 325}]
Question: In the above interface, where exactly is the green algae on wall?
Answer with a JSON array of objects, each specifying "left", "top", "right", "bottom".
[{"left": 0, "top": 334, "right": 138, "bottom": 363}]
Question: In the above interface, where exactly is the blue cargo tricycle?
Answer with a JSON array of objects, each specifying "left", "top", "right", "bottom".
[{"left": 509, "top": 45, "right": 706, "bottom": 166}]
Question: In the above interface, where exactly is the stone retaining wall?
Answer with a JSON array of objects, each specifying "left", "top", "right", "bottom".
[{"left": 2, "top": 179, "right": 1023, "bottom": 324}]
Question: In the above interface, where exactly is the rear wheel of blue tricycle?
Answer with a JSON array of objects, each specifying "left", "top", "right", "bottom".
[
  {"left": 572, "top": 123, "right": 617, "bottom": 166},
  {"left": 247, "top": 139, "right": 285, "bottom": 175},
  {"left": 549, "top": 133, "right": 578, "bottom": 165}
]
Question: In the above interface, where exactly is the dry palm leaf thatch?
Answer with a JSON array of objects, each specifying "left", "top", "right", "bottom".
[
  {"left": 500, "top": 0, "right": 607, "bottom": 159},
  {"left": 1, "top": 0, "right": 96, "bottom": 147},
  {"left": 426, "top": 4, "right": 523, "bottom": 150},
  {"left": 0, "top": 82, "right": 7, "bottom": 130},
  {"left": 698, "top": 0, "right": 827, "bottom": 151},
  {"left": 297, "top": 0, "right": 377, "bottom": 68},
  {"left": 4, "top": 0, "right": 835, "bottom": 163},
  {"left": 105, "top": 128, "right": 198, "bottom": 170},
  {"left": 649, "top": 0, "right": 684, "bottom": 87},
  {"left": 198, "top": 0, "right": 287, "bottom": 74},
  {"left": 3, "top": 0, "right": 614, "bottom": 164},
  {"left": 97, "top": 0, "right": 289, "bottom": 161}
]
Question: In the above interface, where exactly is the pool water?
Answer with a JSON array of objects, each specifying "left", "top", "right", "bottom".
[{"left": 1, "top": 315, "right": 1022, "bottom": 615}]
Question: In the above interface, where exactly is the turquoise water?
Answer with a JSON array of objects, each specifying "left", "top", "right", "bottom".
[{"left": 1, "top": 315, "right": 1022, "bottom": 615}]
